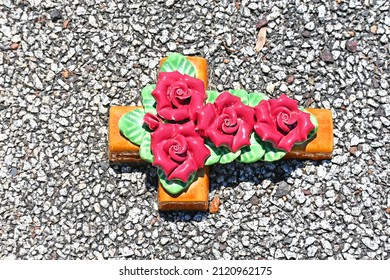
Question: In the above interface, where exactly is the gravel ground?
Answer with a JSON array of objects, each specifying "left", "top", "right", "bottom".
[{"left": 0, "top": 0, "right": 389, "bottom": 260}]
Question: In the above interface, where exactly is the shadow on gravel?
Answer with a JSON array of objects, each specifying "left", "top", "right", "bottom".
[
  {"left": 109, "top": 162, "right": 158, "bottom": 192},
  {"left": 109, "top": 158, "right": 326, "bottom": 222},
  {"left": 209, "top": 159, "right": 304, "bottom": 189},
  {"left": 110, "top": 162, "right": 212, "bottom": 221}
]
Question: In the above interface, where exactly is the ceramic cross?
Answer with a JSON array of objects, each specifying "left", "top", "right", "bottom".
[{"left": 108, "top": 53, "right": 333, "bottom": 211}]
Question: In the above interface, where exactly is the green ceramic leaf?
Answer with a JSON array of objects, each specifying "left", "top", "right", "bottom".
[
  {"left": 206, "top": 90, "right": 219, "bottom": 104},
  {"left": 157, "top": 168, "right": 197, "bottom": 195},
  {"left": 118, "top": 108, "right": 146, "bottom": 146},
  {"left": 261, "top": 140, "right": 287, "bottom": 162},
  {"left": 204, "top": 140, "right": 222, "bottom": 165},
  {"left": 306, "top": 109, "right": 319, "bottom": 141},
  {"left": 219, "top": 147, "right": 241, "bottom": 164},
  {"left": 160, "top": 53, "right": 196, "bottom": 77},
  {"left": 203, "top": 141, "right": 241, "bottom": 164},
  {"left": 248, "top": 92, "right": 268, "bottom": 107},
  {"left": 228, "top": 89, "right": 249, "bottom": 105},
  {"left": 139, "top": 133, "right": 154, "bottom": 163},
  {"left": 237, "top": 133, "right": 266, "bottom": 163},
  {"left": 141, "top": 84, "right": 156, "bottom": 114}
]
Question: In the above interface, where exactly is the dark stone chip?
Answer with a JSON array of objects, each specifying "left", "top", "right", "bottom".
[
  {"left": 274, "top": 181, "right": 290, "bottom": 198},
  {"left": 256, "top": 18, "right": 268, "bottom": 29},
  {"left": 250, "top": 196, "right": 259, "bottom": 205},
  {"left": 302, "top": 30, "right": 311, "bottom": 38},
  {"left": 346, "top": 40, "right": 357, "bottom": 52},
  {"left": 50, "top": 10, "right": 62, "bottom": 22},
  {"left": 320, "top": 49, "right": 334, "bottom": 63}
]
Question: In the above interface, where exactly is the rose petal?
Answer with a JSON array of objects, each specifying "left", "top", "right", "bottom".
[
  {"left": 150, "top": 124, "right": 176, "bottom": 151},
  {"left": 277, "top": 131, "right": 298, "bottom": 152},
  {"left": 254, "top": 123, "right": 283, "bottom": 146},
  {"left": 207, "top": 127, "right": 233, "bottom": 148},
  {"left": 222, "top": 107, "right": 238, "bottom": 123},
  {"left": 217, "top": 114, "right": 229, "bottom": 129},
  {"left": 231, "top": 119, "right": 252, "bottom": 152},
  {"left": 187, "top": 88, "right": 206, "bottom": 120},
  {"left": 176, "top": 121, "right": 197, "bottom": 138},
  {"left": 269, "top": 94, "right": 298, "bottom": 112},
  {"left": 160, "top": 71, "right": 183, "bottom": 82},
  {"left": 153, "top": 145, "right": 179, "bottom": 176},
  {"left": 254, "top": 101, "right": 273, "bottom": 123},
  {"left": 158, "top": 106, "right": 189, "bottom": 121},
  {"left": 296, "top": 111, "right": 315, "bottom": 140},
  {"left": 284, "top": 110, "right": 298, "bottom": 125},
  {"left": 276, "top": 113, "right": 291, "bottom": 133},
  {"left": 221, "top": 121, "right": 238, "bottom": 134},
  {"left": 196, "top": 104, "right": 216, "bottom": 135},
  {"left": 169, "top": 146, "right": 188, "bottom": 163},
  {"left": 174, "top": 134, "right": 189, "bottom": 154},
  {"left": 183, "top": 74, "right": 206, "bottom": 97},
  {"left": 232, "top": 102, "right": 255, "bottom": 127},
  {"left": 168, "top": 158, "right": 198, "bottom": 182},
  {"left": 186, "top": 137, "right": 210, "bottom": 167},
  {"left": 214, "top": 91, "right": 241, "bottom": 112},
  {"left": 169, "top": 81, "right": 190, "bottom": 108},
  {"left": 272, "top": 106, "right": 298, "bottom": 125},
  {"left": 143, "top": 113, "right": 161, "bottom": 131},
  {"left": 152, "top": 87, "right": 171, "bottom": 109},
  {"left": 163, "top": 139, "right": 177, "bottom": 154},
  {"left": 152, "top": 130, "right": 177, "bottom": 173}
]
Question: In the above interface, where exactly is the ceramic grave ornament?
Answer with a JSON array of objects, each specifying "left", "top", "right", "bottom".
[{"left": 108, "top": 53, "right": 334, "bottom": 211}]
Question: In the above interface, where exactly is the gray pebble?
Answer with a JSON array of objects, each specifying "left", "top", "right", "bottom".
[
  {"left": 305, "top": 22, "right": 315, "bottom": 31},
  {"left": 261, "top": 64, "right": 271, "bottom": 74},
  {"left": 100, "top": 199, "right": 109, "bottom": 208},
  {"left": 305, "top": 236, "right": 316, "bottom": 247},
  {"left": 76, "top": 6, "right": 87, "bottom": 15},
  {"left": 361, "top": 237, "right": 379, "bottom": 251},
  {"left": 161, "top": 237, "right": 170, "bottom": 245},
  {"left": 307, "top": 246, "right": 318, "bottom": 257},
  {"left": 73, "top": 193, "right": 83, "bottom": 202},
  {"left": 294, "top": 189, "right": 306, "bottom": 204},
  {"left": 275, "top": 71, "right": 287, "bottom": 81},
  {"left": 166, "top": 0, "right": 175, "bottom": 7},
  {"left": 317, "top": 5, "right": 326, "bottom": 18}
]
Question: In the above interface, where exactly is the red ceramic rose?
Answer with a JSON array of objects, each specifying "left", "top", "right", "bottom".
[
  {"left": 254, "top": 94, "right": 315, "bottom": 152},
  {"left": 143, "top": 112, "right": 161, "bottom": 131},
  {"left": 152, "top": 71, "right": 207, "bottom": 122},
  {"left": 151, "top": 121, "right": 210, "bottom": 182},
  {"left": 196, "top": 91, "right": 255, "bottom": 152}
]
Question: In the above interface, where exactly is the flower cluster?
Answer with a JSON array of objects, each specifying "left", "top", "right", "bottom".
[
  {"left": 146, "top": 71, "right": 210, "bottom": 182},
  {"left": 143, "top": 71, "right": 315, "bottom": 183}
]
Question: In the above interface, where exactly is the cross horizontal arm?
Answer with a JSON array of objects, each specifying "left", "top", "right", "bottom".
[{"left": 109, "top": 106, "right": 333, "bottom": 162}]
